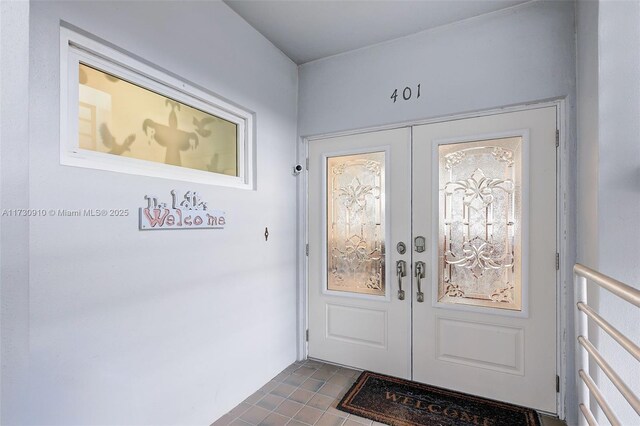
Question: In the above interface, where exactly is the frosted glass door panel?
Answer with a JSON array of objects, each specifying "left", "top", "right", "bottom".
[
  {"left": 438, "top": 137, "right": 523, "bottom": 311},
  {"left": 327, "top": 152, "right": 386, "bottom": 296}
]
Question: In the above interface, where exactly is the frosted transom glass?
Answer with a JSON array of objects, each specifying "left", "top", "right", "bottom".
[
  {"left": 438, "top": 137, "right": 522, "bottom": 311},
  {"left": 327, "top": 152, "right": 386, "bottom": 296},
  {"left": 78, "top": 64, "right": 238, "bottom": 176}
]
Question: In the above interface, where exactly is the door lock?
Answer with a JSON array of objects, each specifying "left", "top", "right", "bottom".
[
  {"left": 396, "top": 242, "right": 406, "bottom": 254},
  {"left": 414, "top": 236, "right": 426, "bottom": 253}
]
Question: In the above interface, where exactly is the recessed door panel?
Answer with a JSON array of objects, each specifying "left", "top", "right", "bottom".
[
  {"left": 436, "top": 317, "right": 524, "bottom": 375},
  {"left": 326, "top": 304, "right": 387, "bottom": 348}
]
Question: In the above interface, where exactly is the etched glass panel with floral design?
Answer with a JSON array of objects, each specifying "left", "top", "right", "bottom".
[
  {"left": 327, "top": 152, "right": 386, "bottom": 296},
  {"left": 438, "top": 137, "right": 522, "bottom": 311}
]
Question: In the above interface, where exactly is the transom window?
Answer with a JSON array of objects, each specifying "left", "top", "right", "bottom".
[{"left": 61, "top": 26, "right": 254, "bottom": 189}]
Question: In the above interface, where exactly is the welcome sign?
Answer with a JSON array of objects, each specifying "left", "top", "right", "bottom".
[{"left": 139, "top": 190, "right": 225, "bottom": 230}]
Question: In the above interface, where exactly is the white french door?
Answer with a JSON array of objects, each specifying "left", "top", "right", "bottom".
[
  {"left": 308, "top": 127, "right": 412, "bottom": 379},
  {"left": 307, "top": 106, "right": 558, "bottom": 413},
  {"left": 412, "top": 107, "right": 557, "bottom": 413}
]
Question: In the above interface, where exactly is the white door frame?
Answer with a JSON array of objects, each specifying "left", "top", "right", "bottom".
[{"left": 296, "top": 98, "right": 569, "bottom": 419}]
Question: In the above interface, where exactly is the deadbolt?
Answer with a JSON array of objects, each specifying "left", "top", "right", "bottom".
[
  {"left": 396, "top": 242, "right": 406, "bottom": 255},
  {"left": 414, "top": 236, "right": 426, "bottom": 253}
]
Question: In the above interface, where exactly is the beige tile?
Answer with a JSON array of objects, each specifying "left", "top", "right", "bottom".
[
  {"left": 315, "top": 412, "right": 346, "bottom": 426},
  {"left": 289, "top": 388, "right": 316, "bottom": 405},
  {"left": 212, "top": 414, "right": 233, "bottom": 426},
  {"left": 318, "top": 383, "right": 344, "bottom": 399},
  {"left": 284, "top": 373, "right": 308, "bottom": 387},
  {"left": 272, "top": 383, "right": 297, "bottom": 398},
  {"left": 294, "top": 406, "right": 324, "bottom": 425},
  {"left": 324, "top": 405, "right": 348, "bottom": 419},
  {"left": 346, "top": 415, "right": 372, "bottom": 426},
  {"left": 311, "top": 369, "right": 335, "bottom": 381},
  {"left": 230, "top": 419, "right": 253, "bottom": 426},
  {"left": 337, "top": 368, "right": 360, "bottom": 379},
  {"left": 259, "top": 413, "right": 290, "bottom": 426},
  {"left": 245, "top": 391, "right": 266, "bottom": 405},
  {"left": 303, "top": 360, "right": 324, "bottom": 369},
  {"left": 260, "top": 381, "right": 280, "bottom": 394},
  {"left": 286, "top": 421, "right": 308, "bottom": 426},
  {"left": 300, "top": 378, "right": 325, "bottom": 392},
  {"left": 294, "top": 366, "right": 317, "bottom": 377},
  {"left": 257, "top": 393, "right": 286, "bottom": 411},
  {"left": 342, "top": 420, "right": 365, "bottom": 426},
  {"left": 228, "top": 403, "right": 252, "bottom": 418},
  {"left": 327, "top": 374, "right": 353, "bottom": 388},
  {"left": 275, "top": 399, "right": 304, "bottom": 418},
  {"left": 371, "top": 422, "right": 387, "bottom": 426},
  {"left": 319, "top": 364, "right": 340, "bottom": 374},
  {"left": 328, "top": 397, "right": 342, "bottom": 408},
  {"left": 307, "top": 393, "right": 334, "bottom": 411},
  {"left": 273, "top": 372, "right": 290, "bottom": 382},
  {"left": 240, "top": 406, "right": 272, "bottom": 425}
]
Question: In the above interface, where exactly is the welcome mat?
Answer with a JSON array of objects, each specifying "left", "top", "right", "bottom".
[{"left": 338, "top": 371, "right": 541, "bottom": 426}]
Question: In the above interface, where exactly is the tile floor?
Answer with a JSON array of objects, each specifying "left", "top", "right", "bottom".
[{"left": 211, "top": 359, "right": 566, "bottom": 426}]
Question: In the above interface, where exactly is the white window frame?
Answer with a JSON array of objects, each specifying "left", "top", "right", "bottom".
[{"left": 60, "top": 26, "right": 255, "bottom": 189}]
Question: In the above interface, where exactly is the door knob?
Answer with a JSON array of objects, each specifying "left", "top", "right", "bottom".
[
  {"left": 396, "top": 260, "right": 407, "bottom": 300},
  {"left": 415, "top": 261, "right": 425, "bottom": 303}
]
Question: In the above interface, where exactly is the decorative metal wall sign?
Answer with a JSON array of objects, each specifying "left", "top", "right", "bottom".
[
  {"left": 139, "top": 190, "right": 225, "bottom": 230},
  {"left": 438, "top": 137, "right": 523, "bottom": 311}
]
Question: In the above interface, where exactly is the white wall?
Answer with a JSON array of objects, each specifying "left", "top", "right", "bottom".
[
  {"left": 298, "top": 1, "right": 576, "bottom": 137},
  {"left": 2, "top": 1, "right": 298, "bottom": 424},
  {"left": 576, "top": 1, "right": 640, "bottom": 424},
  {"left": 298, "top": 1, "right": 577, "bottom": 423},
  {"left": 576, "top": 0, "right": 599, "bottom": 271},
  {"left": 0, "top": 1, "right": 31, "bottom": 424}
]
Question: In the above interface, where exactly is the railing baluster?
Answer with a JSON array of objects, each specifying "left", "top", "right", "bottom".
[
  {"left": 578, "top": 337, "right": 640, "bottom": 416},
  {"left": 577, "top": 303, "right": 640, "bottom": 362},
  {"left": 579, "top": 403, "right": 599, "bottom": 426},
  {"left": 576, "top": 273, "right": 590, "bottom": 426},
  {"left": 579, "top": 369, "right": 621, "bottom": 426},
  {"left": 574, "top": 263, "right": 640, "bottom": 425}
]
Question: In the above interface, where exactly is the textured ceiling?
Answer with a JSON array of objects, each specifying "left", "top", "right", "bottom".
[{"left": 225, "top": 0, "right": 532, "bottom": 64}]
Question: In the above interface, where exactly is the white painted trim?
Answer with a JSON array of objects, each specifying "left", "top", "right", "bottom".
[
  {"left": 298, "top": 98, "right": 568, "bottom": 419},
  {"left": 60, "top": 26, "right": 255, "bottom": 189},
  {"left": 556, "top": 99, "right": 568, "bottom": 421},
  {"left": 429, "top": 129, "right": 531, "bottom": 319},
  {"left": 320, "top": 145, "right": 393, "bottom": 303},
  {"left": 302, "top": 99, "right": 563, "bottom": 141},
  {"left": 296, "top": 140, "right": 309, "bottom": 360}
]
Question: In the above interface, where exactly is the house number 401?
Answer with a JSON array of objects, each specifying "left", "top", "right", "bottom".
[{"left": 391, "top": 84, "right": 421, "bottom": 103}]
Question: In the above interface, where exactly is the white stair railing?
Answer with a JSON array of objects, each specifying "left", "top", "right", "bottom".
[{"left": 574, "top": 264, "right": 640, "bottom": 426}]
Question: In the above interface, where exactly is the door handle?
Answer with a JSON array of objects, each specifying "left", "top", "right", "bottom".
[
  {"left": 415, "top": 261, "right": 425, "bottom": 303},
  {"left": 396, "top": 260, "right": 406, "bottom": 300}
]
